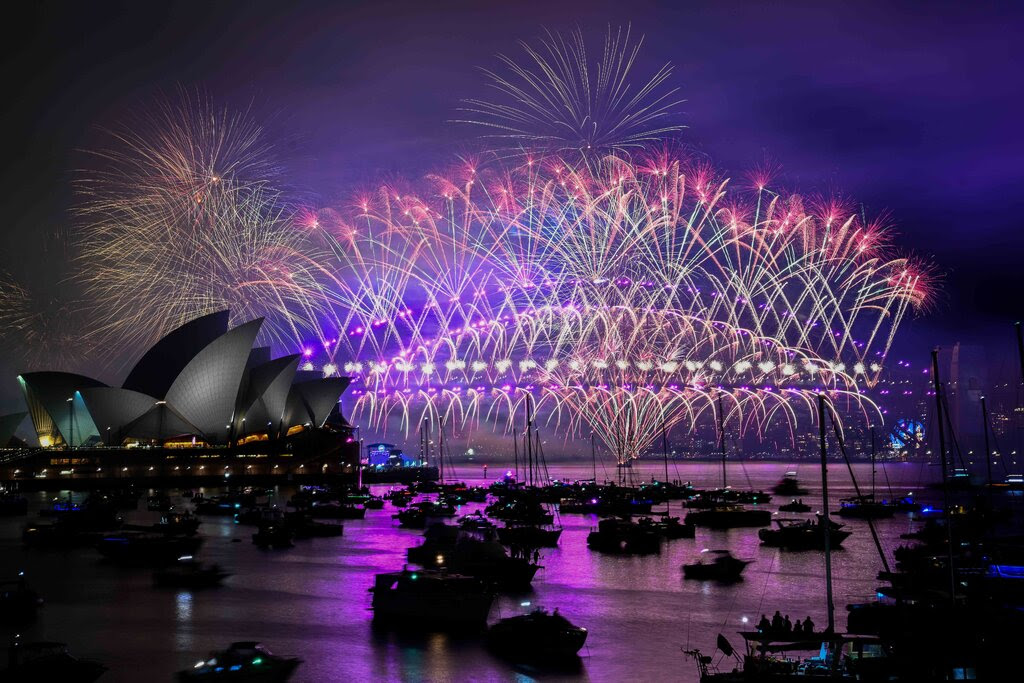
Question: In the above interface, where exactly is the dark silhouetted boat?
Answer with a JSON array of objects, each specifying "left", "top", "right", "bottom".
[
  {"left": 685, "top": 505, "right": 771, "bottom": 529},
  {"left": 759, "top": 515, "right": 852, "bottom": 550},
  {"left": 3, "top": 640, "right": 106, "bottom": 683},
  {"left": 154, "top": 556, "right": 231, "bottom": 588},
  {"left": 486, "top": 607, "right": 588, "bottom": 661},
  {"left": 252, "top": 522, "right": 293, "bottom": 548},
  {"left": 682, "top": 550, "right": 752, "bottom": 582},
  {"left": 177, "top": 642, "right": 300, "bottom": 682},
  {"left": 370, "top": 568, "right": 493, "bottom": 628},
  {"left": 586, "top": 518, "right": 661, "bottom": 554},
  {"left": 778, "top": 499, "right": 811, "bottom": 513},
  {"left": 1, "top": 573, "right": 43, "bottom": 622},
  {"left": 773, "top": 471, "right": 809, "bottom": 496},
  {"left": 0, "top": 492, "right": 28, "bottom": 516},
  {"left": 496, "top": 523, "right": 562, "bottom": 548},
  {"left": 408, "top": 525, "right": 539, "bottom": 590},
  {"left": 96, "top": 532, "right": 202, "bottom": 565},
  {"left": 638, "top": 514, "right": 695, "bottom": 539},
  {"left": 835, "top": 494, "right": 897, "bottom": 519}
]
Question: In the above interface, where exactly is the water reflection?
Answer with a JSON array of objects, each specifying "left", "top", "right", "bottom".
[{"left": 0, "top": 462, "right": 948, "bottom": 682}]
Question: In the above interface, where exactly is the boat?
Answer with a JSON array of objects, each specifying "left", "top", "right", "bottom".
[
  {"left": 773, "top": 472, "right": 809, "bottom": 496},
  {"left": 154, "top": 556, "right": 231, "bottom": 588},
  {"left": 96, "top": 532, "right": 202, "bottom": 565},
  {"left": 778, "top": 499, "right": 811, "bottom": 513},
  {"left": 147, "top": 494, "right": 172, "bottom": 512},
  {"left": 126, "top": 511, "right": 200, "bottom": 536},
  {"left": 407, "top": 525, "right": 540, "bottom": 590},
  {"left": 759, "top": 515, "right": 852, "bottom": 550},
  {"left": 307, "top": 501, "right": 366, "bottom": 519},
  {"left": 0, "top": 492, "right": 28, "bottom": 516},
  {"left": 364, "top": 496, "right": 385, "bottom": 509},
  {"left": 637, "top": 514, "right": 695, "bottom": 539},
  {"left": 682, "top": 550, "right": 752, "bottom": 582},
  {"left": 586, "top": 518, "right": 661, "bottom": 555},
  {"left": 458, "top": 511, "right": 497, "bottom": 533},
  {"left": 835, "top": 495, "right": 897, "bottom": 520},
  {"left": 177, "top": 642, "right": 301, "bottom": 682},
  {"left": 395, "top": 501, "right": 456, "bottom": 529},
  {"left": 2, "top": 640, "right": 106, "bottom": 683},
  {"left": 496, "top": 523, "right": 562, "bottom": 548},
  {"left": 486, "top": 607, "right": 588, "bottom": 661},
  {"left": 370, "top": 568, "right": 494, "bottom": 628},
  {"left": 284, "top": 513, "right": 343, "bottom": 538},
  {"left": 683, "top": 631, "right": 892, "bottom": 682},
  {"left": 1, "top": 574, "right": 43, "bottom": 622},
  {"left": 685, "top": 505, "right": 771, "bottom": 529},
  {"left": 252, "top": 522, "right": 294, "bottom": 548}
]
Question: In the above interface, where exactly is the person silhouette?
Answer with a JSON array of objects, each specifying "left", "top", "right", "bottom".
[
  {"left": 757, "top": 614, "right": 771, "bottom": 632},
  {"left": 793, "top": 619, "right": 803, "bottom": 634},
  {"left": 783, "top": 615, "right": 792, "bottom": 632},
  {"left": 804, "top": 616, "right": 814, "bottom": 633}
]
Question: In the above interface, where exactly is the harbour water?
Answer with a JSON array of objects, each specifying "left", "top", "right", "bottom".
[{"left": 1, "top": 461, "right": 946, "bottom": 682}]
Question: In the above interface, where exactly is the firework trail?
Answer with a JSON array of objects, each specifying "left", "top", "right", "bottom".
[
  {"left": 306, "top": 152, "right": 931, "bottom": 462},
  {"left": 456, "top": 25, "right": 685, "bottom": 159},
  {"left": 72, "top": 92, "right": 340, "bottom": 359},
  {"left": 0, "top": 271, "right": 91, "bottom": 372}
]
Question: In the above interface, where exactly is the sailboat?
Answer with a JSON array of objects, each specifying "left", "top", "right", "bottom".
[
  {"left": 685, "top": 395, "right": 771, "bottom": 530},
  {"left": 683, "top": 395, "right": 894, "bottom": 681}
]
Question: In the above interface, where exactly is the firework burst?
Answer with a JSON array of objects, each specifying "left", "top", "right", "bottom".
[
  {"left": 456, "top": 25, "right": 685, "bottom": 159},
  {"left": 72, "top": 93, "right": 339, "bottom": 360},
  {"left": 308, "top": 152, "right": 930, "bottom": 462}
]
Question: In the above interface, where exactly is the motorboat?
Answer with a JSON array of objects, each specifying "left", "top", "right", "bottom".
[
  {"left": 3, "top": 640, "right": 106, "bottom": 683},
  {"left": 154, "top": 556, "right": 231, "bottom": 588},
  {"left": 586, "top": 518, "right": 661, "bottom": 555},
  {"left": 778, "top": 499, "right": 811, "bottom": 513},
  {"left": 96, "top": 532, "right": 202, "bottom": 565},
  {"left": 759, "top": 516, "right": 852, "bottom": 550},
  {"left": 177, "top": 642, "right": 300, "bottom": 682},
  {"left": 682, "top": 550, "right": 752, "bottom": 582},
  {"left": 486, "top": 607, "right": 588, "bottom": 661},
  {"left": 252, "top": 522, "right": 294, "bottom": 549},
  {"left": 685, "top": 505, "right": 771, "bottom": 529},
  {"left": 773, "top": 472, "right": 809, "bottom": 496},
  {"left": 370, "top": 568, "right": 494, "bottom": 628}
]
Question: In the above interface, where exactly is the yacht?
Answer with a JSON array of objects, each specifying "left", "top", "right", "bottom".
[
  {"left": 370, "top": 568, "right": 493, "bottom": 628},
  {"left": 177, "top": 642, "right": 300, "bottom": 682}
]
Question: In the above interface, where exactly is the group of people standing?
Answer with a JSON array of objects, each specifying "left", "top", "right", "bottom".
[{"left": 757, "top": 611, "right": 815, "bottom": 635}]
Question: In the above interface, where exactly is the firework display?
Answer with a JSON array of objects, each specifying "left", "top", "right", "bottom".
[
  {"left": 32, "top": 36, "right": 930, "bottom": 462},
  {"left": 456, "top": 25, "right": 685, "bottom": 158},
  {"left": 305, "top": 153, "right": 929, "bottom": 462},
  {"left": 72, "top": 93, "right": 338, "bottom": 359}
]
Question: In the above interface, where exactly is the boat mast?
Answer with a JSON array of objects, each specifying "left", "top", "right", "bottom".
[
  {"left": 981, "top": 395, "right": 993, "bottom": 508},
  {"left": 930, "top": 349, "right": 957, "bottom": 604},
  {"left": 662, "top": 419, "right": 669, "bottom": 484},
  {"left": 870, "top": 428, "right": 876, "bottom": 500},
  {"left": 816, "top": 394, "right": 835, "bottom": 634},
  {"left": 525, "top": 393, "right": 534, "bottom": 488},
  {"left": 438, "top": 416, "right": 445, "bottom": 484},
  {"left": 591, "top": 432, "right": 597, "bottom": 482},
  {"left": 512, "top": 426, "right": 519, "bottom": 482},
  {"left": 717, "top": 392, "right": 727, "bottom": 489}
]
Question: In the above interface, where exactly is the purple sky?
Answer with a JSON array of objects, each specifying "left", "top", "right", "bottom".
[{"left": 3, "top": 0, "right": 1023, "bottom": 378}]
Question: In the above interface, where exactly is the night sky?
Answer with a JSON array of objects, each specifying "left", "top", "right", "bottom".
[{"left": 2, "top": 0, "right": 1023, "bottom": 408}]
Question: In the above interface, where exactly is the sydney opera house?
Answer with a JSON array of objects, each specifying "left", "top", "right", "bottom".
[{"left": 0, "top": 311, "right": 358, "bottom": 482}]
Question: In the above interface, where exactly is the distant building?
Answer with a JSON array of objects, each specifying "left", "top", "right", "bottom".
[{"left": 365, "top": 443, "right": 419, "bottom": 467}]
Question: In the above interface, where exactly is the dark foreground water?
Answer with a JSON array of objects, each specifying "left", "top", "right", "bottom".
[{"left": 1, "top": 461, "right": 948, "bottom": 682}]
